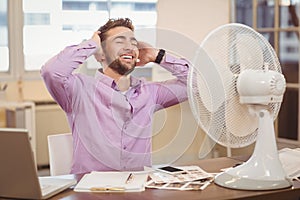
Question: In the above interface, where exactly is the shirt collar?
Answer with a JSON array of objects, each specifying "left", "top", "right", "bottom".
[{"left": 95, "top": 69, "right": 116, "bottom": 89}]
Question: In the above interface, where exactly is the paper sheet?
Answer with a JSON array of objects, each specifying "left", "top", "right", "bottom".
[{"left": 146, "top": 165, "right": 214, "bottom": 191}]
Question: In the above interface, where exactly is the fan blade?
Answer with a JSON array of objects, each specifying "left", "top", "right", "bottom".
[
  {"left": 192, "top": 48, "right": 226, "bottom": 113},
  {"left": 236, "top": 35, "right": 264, "bottom": 71},
  {"left": 225, "top": 96, "right": 258, "bottom": 139},
  {"left": 198, "top": 133, "right": 217, "bottom": 159}
]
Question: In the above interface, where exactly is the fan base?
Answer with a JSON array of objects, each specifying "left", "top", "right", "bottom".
[{"left": 214, "top": 172, "right": 292, "bottom": 190}]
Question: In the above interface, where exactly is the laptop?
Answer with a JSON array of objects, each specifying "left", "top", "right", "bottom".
[{"left": 0, "top": 128, "right": 76, "bottom": 199}]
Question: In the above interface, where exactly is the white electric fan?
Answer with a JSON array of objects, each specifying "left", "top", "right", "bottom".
[{"left": 188, "top": 23, "right": 292, "bottom": 190}]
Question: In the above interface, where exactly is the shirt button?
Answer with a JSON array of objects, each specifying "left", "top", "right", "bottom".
[{"left": 123, "top": 146, "right": 127, "bottom": 150}]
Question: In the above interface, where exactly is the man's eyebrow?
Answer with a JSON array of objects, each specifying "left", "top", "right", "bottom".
[
  {"left": 113, "top": 35, "right": 137, "bottom": 42},
  {"left": 113, "top": 35, "right": 126, "bottom": 40}
]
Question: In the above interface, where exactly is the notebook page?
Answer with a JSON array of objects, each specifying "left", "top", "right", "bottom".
[{"left": 74, "top": 171, "right": 148, "bottom": 192}]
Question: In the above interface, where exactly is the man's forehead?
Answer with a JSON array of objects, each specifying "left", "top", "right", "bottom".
[{"left": 106, "top": 26, "right": 135, "bottom": 39}]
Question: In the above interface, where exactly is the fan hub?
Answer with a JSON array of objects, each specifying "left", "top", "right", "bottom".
[{"left": 237, "top": 69, "right": 286, "bottom": 105}]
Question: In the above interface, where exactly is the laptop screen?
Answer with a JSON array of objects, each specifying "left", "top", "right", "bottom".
[{"left": 0, "top": 128, "right": 42, "bottom": 199}]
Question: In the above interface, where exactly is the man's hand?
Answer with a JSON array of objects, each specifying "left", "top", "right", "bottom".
[
  {"left": 92, "top": 31, "right": 104, "bottom": 63},
  {"left": 136, "top": 41, "right": 160, "bottom": 66}
]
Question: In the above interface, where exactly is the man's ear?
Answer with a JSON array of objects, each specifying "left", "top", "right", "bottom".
[
  {"left": 94, "top": 52, "right": 105, "bottom": 63},
  {"left": 100, "top": 52, "right": 106, "bottom": 62}
]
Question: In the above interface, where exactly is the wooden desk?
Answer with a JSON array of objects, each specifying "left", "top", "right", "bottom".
[{"left": 50, "top": 156, "right": 300, "bottom": 200}]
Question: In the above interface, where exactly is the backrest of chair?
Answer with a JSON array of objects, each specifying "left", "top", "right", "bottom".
[{"left": 47, "top": 133, "right": 73, "bottom": 176}]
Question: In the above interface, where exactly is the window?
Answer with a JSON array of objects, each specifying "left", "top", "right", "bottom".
[
  {"left": 22, "top": 0, "right": 157, "bottom": 73},
  {"left": 0, "top": 0, "right": 8, "bottom": 72},
  {"left": 232, "top": 0, "right": 300, "bottom": 145},
  {"left": 0, "top": 0, "right": 156, "bottom": 78}
]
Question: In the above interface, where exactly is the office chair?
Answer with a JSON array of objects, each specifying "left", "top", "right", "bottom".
[{"left": 47, "top": 133, "right": 73, "bottom": 176}]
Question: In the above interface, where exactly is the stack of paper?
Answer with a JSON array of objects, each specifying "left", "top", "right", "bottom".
[
  {"left": 278, "top": 148, "right": 300, "bottom": 180},
  {"left": 74, "top": 171, "right": 148, "bottom": 192},
  {"left": 146, "top": 166, "right": 214, "bottom": 191}
]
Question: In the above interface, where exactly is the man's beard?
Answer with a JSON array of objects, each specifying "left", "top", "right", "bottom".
[{"left": 108, "top": 58, "right": 136, "bottom": 75}]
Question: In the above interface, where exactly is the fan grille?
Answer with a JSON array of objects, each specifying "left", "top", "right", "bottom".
[{"left": 188, "top": 23, "right": 282, "bottom": 148}]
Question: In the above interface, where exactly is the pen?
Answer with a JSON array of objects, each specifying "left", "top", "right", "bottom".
[
  {"left": 90, "top": 187, "right": 125, "bottom": 192},
  {"left": 125, "top": 173, "right": 134, "bottom": 184}
]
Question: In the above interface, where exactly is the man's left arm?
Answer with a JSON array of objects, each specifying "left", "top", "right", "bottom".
[
  {"left": 137, "top": 42, "right": 190, "bottom": 108},
  {"left": 153, "top": 53, "right": 190, "bottom": 107}
]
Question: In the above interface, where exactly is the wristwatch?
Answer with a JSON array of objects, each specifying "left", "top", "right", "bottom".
[{"left": 154, "top": 49, "right": 166, "bottom": 64}]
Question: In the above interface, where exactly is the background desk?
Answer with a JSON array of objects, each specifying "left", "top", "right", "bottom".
[
  {"left": 50, "top": 156, "right": 300, "bottom": 200},
  {"left": 0, "top": 101, "right": 36, "bottom": 163}
]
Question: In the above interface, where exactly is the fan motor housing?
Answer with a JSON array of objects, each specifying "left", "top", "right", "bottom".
[{"left": 237, "top": 69, "right": 286, "bottom": 105}]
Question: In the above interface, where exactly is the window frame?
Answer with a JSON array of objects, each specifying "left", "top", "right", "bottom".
[
  {"left": 230, "top": 0, "right": 300, "bottom": 146},
  {"left": 1, "top": 0, "right": 21, "bottom": 81}
]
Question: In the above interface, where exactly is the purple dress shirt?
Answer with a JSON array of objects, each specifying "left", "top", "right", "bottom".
[{"left": 41, "top": 39, "right": 190, "bottom": 174}]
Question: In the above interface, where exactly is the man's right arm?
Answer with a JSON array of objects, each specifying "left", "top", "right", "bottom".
[{"left": 41, "top": 39, "right": 98, "bottom": 112}]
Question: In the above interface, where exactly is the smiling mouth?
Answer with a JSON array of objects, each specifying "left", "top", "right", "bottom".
[{"left": 121, "top": 55, "right": 133, "bottom": 59}]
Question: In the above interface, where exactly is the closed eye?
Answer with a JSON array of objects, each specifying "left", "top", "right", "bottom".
[
  {"left": 115, "top": 39, "right": 125, "bottom": 44},
  {"left": 131, "top": 40, "right": 138, "bottom": 47}
]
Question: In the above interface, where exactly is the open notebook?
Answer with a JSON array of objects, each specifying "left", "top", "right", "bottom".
[
  {"left": 0, "top": 128, "right": 76, "bottom": 199},
  {"left": 74, "top": 171, "right": 148, "bottom": 192}
]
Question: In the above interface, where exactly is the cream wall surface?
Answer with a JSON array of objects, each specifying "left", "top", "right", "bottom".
[{"left": 152, "top": 0, "right": 230, "bottom": 164}]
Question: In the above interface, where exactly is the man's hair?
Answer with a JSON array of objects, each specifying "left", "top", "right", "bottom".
[{"left": 98, "top": 18, "right": 134, "bottom": 42}]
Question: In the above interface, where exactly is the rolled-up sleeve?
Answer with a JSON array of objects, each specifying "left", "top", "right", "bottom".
[
  {"left": 151, "top": 54, "right": 190, "bottom": 108},
  {"left": 41, "top": 39, "right": 98, "bottom": 112}
]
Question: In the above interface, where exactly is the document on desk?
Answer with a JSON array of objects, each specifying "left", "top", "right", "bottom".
[
  {"left": 74, "top": 171, "right": 148, "bottom": 192},
  {"left": 278, "top": 148, "right": 300, "bottom": 180},
  {"left": 145, "top": 165, "right": 214, "bottom": 191}
]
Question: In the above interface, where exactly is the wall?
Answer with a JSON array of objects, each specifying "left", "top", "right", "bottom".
[
  {"left": 152, "top": 0, "right": 231, "bottom": 164},
  {"left": 35, "top": 104, "right": 70, "bottom": 165},
  {"left": 157, "top": 0, "right": 230, "bottom": 44}
]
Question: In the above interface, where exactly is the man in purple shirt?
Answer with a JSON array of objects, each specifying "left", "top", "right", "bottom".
[{"left": 41, "top": 18, "right": 190, "bottom": 174}]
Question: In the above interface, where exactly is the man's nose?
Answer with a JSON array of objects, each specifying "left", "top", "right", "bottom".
[{"left": 123, "top": 40, "right": 135, "bottom": 50}]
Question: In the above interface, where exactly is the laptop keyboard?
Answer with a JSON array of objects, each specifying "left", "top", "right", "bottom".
[
  {"left": 40, "top": 183, "right": 62, "bottom": 195},
  {"left": 39, "top": 177, "right": 76, "bottom": 196}
]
